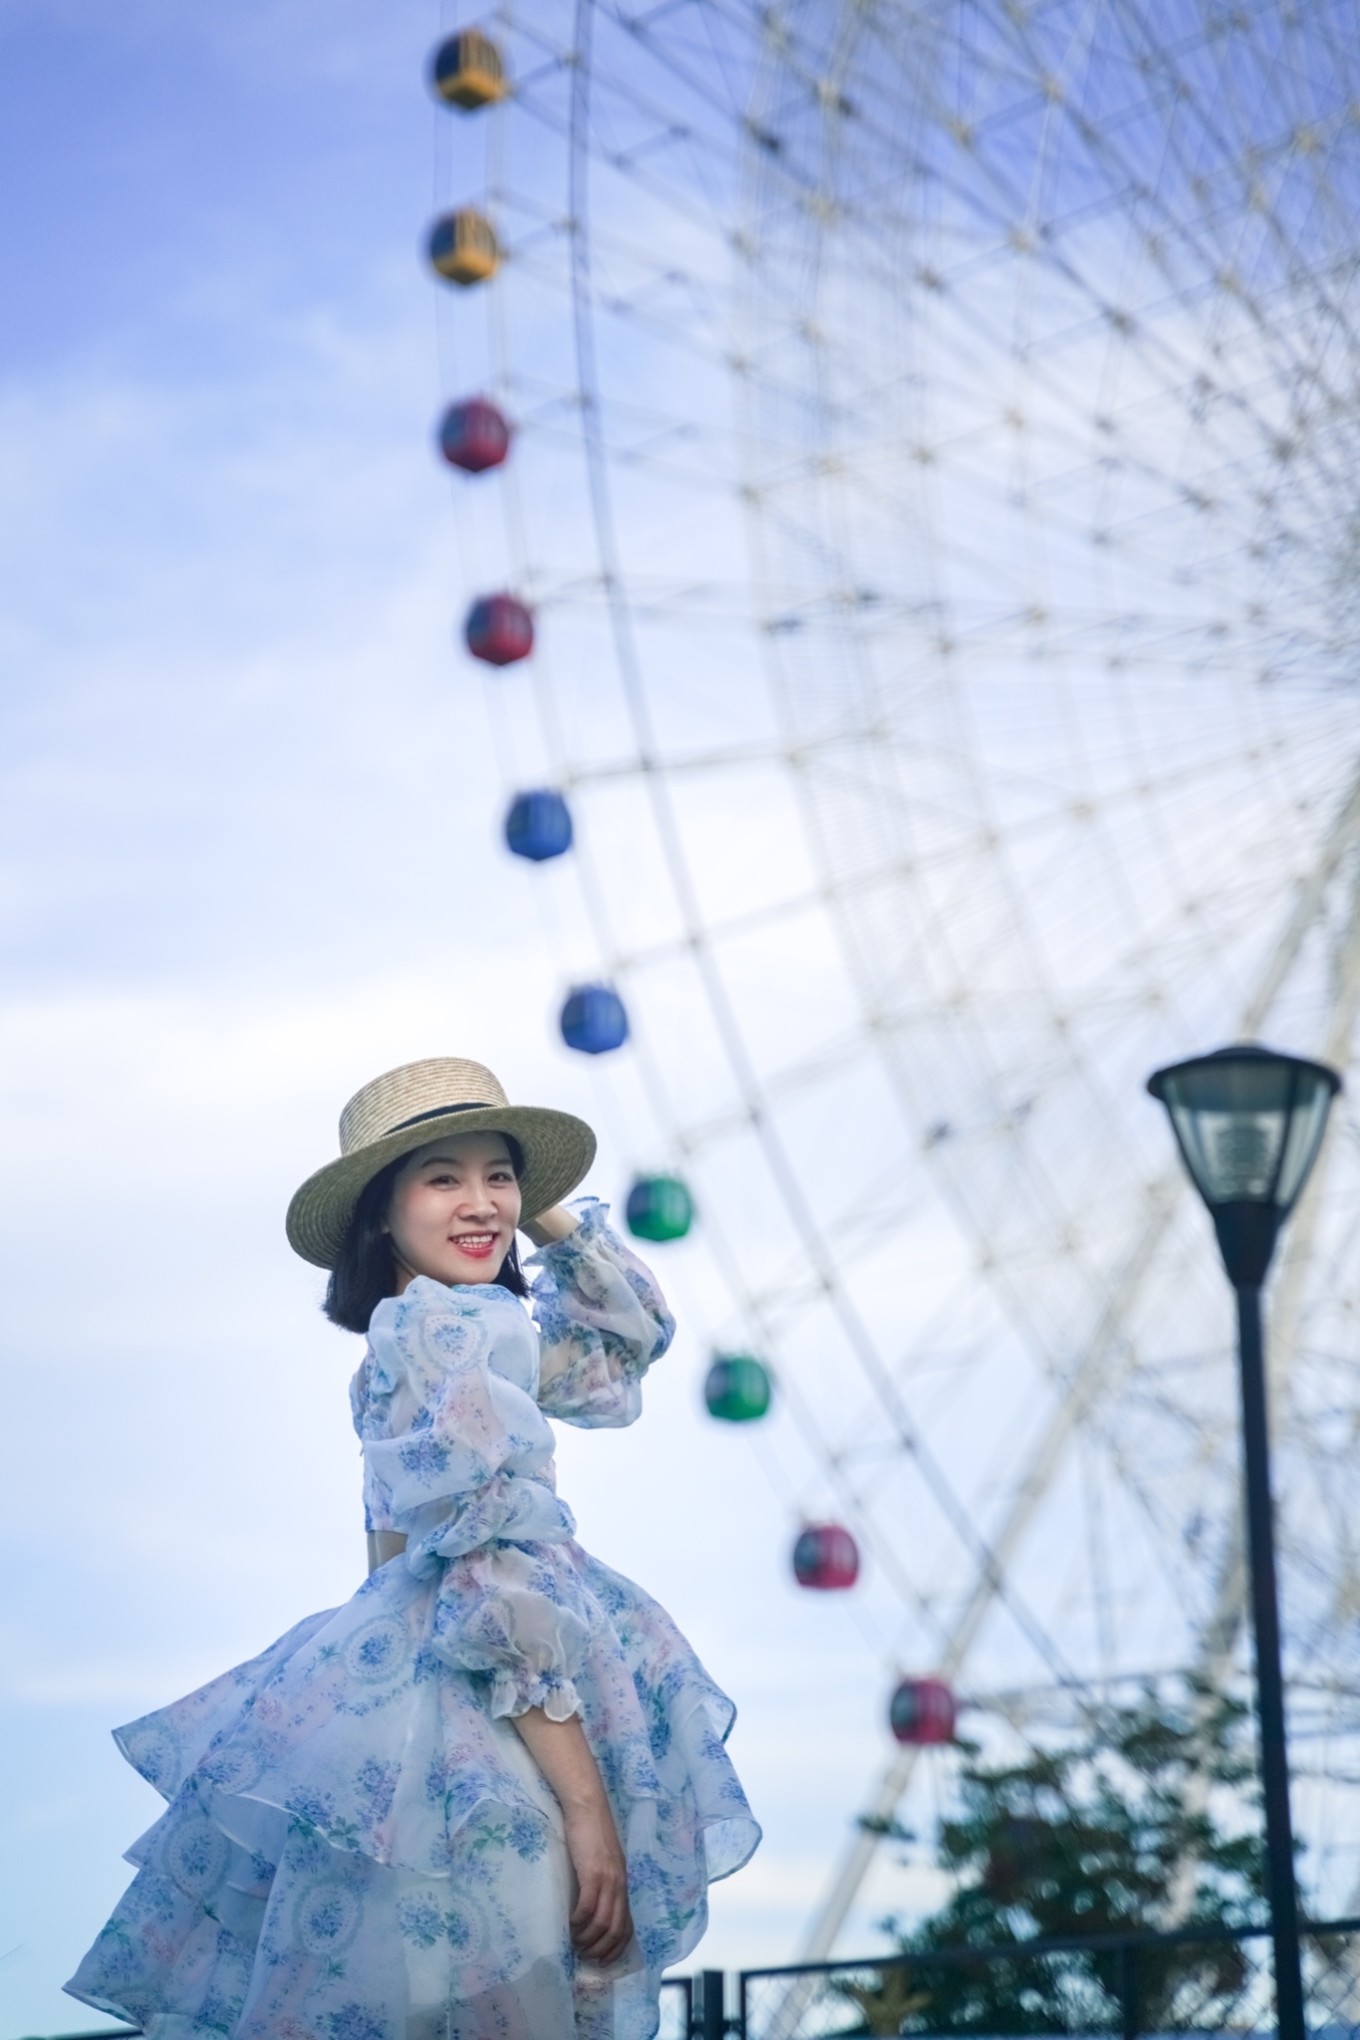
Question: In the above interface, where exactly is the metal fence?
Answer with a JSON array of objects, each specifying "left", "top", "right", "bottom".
[
  {"left": 733, "top": 1916, "right": 1360, "bottom": 2040},
  {"left": 661, "top": 1973, "right": 695, "bottom": 2038}
]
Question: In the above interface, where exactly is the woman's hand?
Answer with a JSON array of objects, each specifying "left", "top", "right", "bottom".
[
  {"left": 562, "top": 1796, "right": 633, "bottom": 1964},
  {"left": 509, "top": 1706, "right": 633, "bottom": 1964},
  {"left": 520, "top": 1203, "right": 580, "bottom": 1248}
]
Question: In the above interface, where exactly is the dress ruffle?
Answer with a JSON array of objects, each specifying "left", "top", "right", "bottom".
[{"left": 66, "top": 1547, "right": 758, "bottom": 2037}]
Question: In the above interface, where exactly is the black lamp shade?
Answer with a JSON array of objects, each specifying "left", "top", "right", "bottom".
[{"left": 1148, "top": 1043, "right": 1341, "bottom": 1286}]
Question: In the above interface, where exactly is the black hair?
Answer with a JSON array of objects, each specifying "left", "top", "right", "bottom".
[{"left": 323, "top": 1133, "right": 529, "bottom": 1335}]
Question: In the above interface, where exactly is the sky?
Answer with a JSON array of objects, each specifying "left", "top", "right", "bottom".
[{"left": 0, "top": 6, "right": 945, "bottom": 2031}]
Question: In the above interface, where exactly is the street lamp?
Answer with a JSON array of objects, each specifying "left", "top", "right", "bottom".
[{"left": 1147, "top": 1042, "right": 1341, "bottom": 2040}]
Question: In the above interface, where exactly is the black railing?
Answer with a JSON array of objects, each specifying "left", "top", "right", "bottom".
[
  {"left": 23, "top": 1923, "right": 1360, "bottom": 2040},
  {"left": 662, "top": 1972, "right": 695, "bottom": 2037},
  {"left": 14, "top": 2030, "right": 142, "bottom": 2038},
  {"left": 733, "top": 1915, "right": 1360, "bottom": 2040}
]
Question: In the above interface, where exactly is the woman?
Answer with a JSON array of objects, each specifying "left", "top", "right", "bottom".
[{"left": 66, "top": 1056, "right": 760, "bottom": 2039}]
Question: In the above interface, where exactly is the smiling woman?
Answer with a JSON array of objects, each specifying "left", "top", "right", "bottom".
[
  {"left": 387, "top": 1132, "right": 525, "bottom": 1287},
  {"left": 62, "top": 1056, "right": 760, "bottom": 2040},
  {"left": 323, "top": 1132, "right": 531, "bottom": 1334}
]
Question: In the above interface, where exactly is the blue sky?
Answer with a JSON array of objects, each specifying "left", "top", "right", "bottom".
[
  {"left": 0, "top": 8, "right": 935, "bottom": 2030},
  {"left": 1, "top": 1, "right": 437, "bottom": 993}
]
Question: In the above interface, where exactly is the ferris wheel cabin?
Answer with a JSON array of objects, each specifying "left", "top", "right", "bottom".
[
  {"left": 429, "top": 29, "right": 508, "bottom": 111},
  {"left": 427, "top": 208, "right": 501, "bottom": 287}
]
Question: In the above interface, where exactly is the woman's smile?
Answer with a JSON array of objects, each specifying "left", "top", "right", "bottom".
[{"left": 449, "top": 1230, "right": 496, "bottom": 1259}]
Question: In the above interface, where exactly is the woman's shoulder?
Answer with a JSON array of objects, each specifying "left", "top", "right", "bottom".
[
  {"left": 373, "top": 1275, "right": 519, "bottom": 1332},
  {"left": 357, "top": 1278, "right": 532, "bottom": 1403}
]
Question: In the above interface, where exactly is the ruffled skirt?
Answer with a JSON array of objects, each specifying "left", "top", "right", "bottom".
[{"left": 65, "top": 1546, "right": 759, "bottom": 2040}]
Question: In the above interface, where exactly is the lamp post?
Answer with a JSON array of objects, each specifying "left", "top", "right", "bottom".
[{"left": 1147, "top": 1043, "right": 1341, "bottom": 2040}]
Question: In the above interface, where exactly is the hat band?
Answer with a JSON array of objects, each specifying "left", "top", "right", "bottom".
[{"left": 384, "top": 1100, "right": 498, "bottom": 1137}]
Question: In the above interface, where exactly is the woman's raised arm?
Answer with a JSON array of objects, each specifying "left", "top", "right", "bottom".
[
  {"left": 521, "top": 1203, "right": 579, "bottom": 1247},
  {"left": 527, "top": 1199, "right": 675, "bottom": 1427}
]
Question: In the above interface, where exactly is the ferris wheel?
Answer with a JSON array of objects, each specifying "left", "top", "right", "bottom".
[{"left": 424, "top": 0, "right": 1360, "bottom": 1957}]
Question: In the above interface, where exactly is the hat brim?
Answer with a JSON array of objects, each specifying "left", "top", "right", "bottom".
[{"left": 285, "top": 1104, "right": 597, "bottom": 1270}]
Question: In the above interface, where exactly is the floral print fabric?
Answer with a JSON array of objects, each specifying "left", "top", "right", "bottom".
[{"left": 65, "top": 1202, "right": 759, "bottom": 2039}]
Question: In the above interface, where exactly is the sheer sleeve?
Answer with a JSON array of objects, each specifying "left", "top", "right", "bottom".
[
  {"left": 528, "top": 1198, "right": 676, "bottom": 1428},
  {"left": 353, "top": 1280, "right": 592, "bottom": 1720}
]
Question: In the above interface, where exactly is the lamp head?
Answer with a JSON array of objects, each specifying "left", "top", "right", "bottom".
[{"left": 1147, "top": 1042, "right": 1341, "bottom": 1289}]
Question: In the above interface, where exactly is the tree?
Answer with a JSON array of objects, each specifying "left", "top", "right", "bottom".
[{"left": 837, "top": 1680, "right": 1271, "bottom": 2037}]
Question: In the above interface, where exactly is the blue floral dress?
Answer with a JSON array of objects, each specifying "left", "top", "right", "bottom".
[{"left": 66, "top": 1202, "right": 760, "bottom": 2040}]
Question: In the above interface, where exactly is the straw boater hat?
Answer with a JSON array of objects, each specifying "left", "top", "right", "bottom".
[{"left": 286, "top": 1056, "right": 596, "bottom": 1269}]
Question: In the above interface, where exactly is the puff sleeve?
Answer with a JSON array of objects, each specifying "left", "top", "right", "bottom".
[
  {"left": 528, "top": 1198, "right": 676, "bottom": 1428},
  {"left": 352, "top": 1280, "right": 593, "bottom": 1720}
]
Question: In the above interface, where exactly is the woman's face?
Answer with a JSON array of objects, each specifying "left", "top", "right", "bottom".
[{"left": 384, "top": 1131, "right": 523, "bottom": 1290}]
